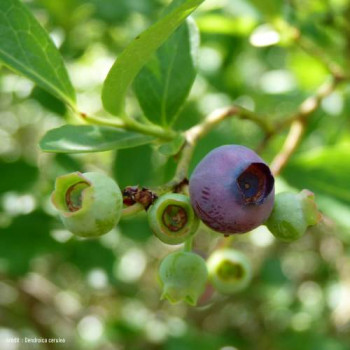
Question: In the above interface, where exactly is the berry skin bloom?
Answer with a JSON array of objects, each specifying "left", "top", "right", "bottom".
[{"left": 189, "top": 145, "right": 275, "bottom": 234}]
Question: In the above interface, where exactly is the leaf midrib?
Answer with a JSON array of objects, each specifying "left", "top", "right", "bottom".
[
  {"left": 0, "top": 47, "right": 74, "bottom": 106},
  {"left": 160, "top": 31, "right": 181, "bottom": 127}
]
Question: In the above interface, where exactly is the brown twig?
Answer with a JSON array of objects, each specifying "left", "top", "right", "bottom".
[
  {"left": 270, "top": 119, "right": 305, "bottom": 176},
  {"left": 270, "top": 76, "right": 344, "bottom": 176},
  {"left": 156, "top": 106, "right": 272, "bottom": 193}
]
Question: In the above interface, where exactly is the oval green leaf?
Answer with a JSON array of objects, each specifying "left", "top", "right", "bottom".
[
  {"left": 40, "top": 125, "right": 155, "bottom": 153},
  {"left": 284, "top": 144, "right": 350, "bottom": 205},
  {"left": 0, "top": 0, "right": 76, "bottom": 106},
  {"left": 158, "top": 134, "right": 185, "bottom": 156},
  {"left": 133, "top": 17, "right": 199, "bottom": 126},
  {"left": 102, "top": 0, "right": 204, "bottom": 116}
]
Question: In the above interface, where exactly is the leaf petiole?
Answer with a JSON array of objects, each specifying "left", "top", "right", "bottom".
[{"left": 79, "top": 112, "right": 177, "bottom": 141}]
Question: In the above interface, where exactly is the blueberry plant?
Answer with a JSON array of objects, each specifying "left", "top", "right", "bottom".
[{"left": 0, "top": 0, "right": 348, "bottom": 311}]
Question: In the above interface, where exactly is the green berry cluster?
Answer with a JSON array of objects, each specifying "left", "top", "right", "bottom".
[{"left": 51, "top": 146, "right": 321, "bottom": 306}]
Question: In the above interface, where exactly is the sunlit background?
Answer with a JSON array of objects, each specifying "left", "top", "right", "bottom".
[{"left": 1, "top": 0, "right": 350, "bottom": 349}]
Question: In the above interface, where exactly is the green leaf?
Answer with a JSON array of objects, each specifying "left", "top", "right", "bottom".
[
  {"left": 316, "top": 194, "right": 350, "bottom": 231},
  {"left": 158, "top": 134, "right": 185, "bottom": 156},
  {"left": 63, "top": 240, "right": 116, "bottom": 279},
  {"left": 31, "top": 86, "right": 67, "bottom": 116},
  {"left": 247, "top": 0, "right": 282, "bottom": 19},
  {"left": 0, "top": 159, "right": 38, "bottom": 193},
  {"left": 196, "top": 15, "right": 256, "bottom": 36},
  {"left": 283, "top": 144, "right": 350, "bottom": 205},
  {"left": 0, "top": 0, "right": 75, "bottom": 106},
  {"left": 133, "top": 18, "right": 199, "bottom": 126},
  {"left": 39, "top": 125, "right": 155, "bottom": 153},
  {"left": 102, "top": 0, "right": 204, "bottom": 116},
  {"left": 0, "top": 211, "right": 61, "bottom": 276},
  {"left": 113, "top": 145, "right": 155, "bottom": 188}
]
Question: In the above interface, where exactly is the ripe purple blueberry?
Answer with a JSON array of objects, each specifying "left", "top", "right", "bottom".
[{"left": 189, "top": 145, "right": 275, "bottom": 234}]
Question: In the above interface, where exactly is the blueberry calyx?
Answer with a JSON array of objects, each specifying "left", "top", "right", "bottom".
[{"left": 236, "top": 162, "right": 274, "bottom": 205}]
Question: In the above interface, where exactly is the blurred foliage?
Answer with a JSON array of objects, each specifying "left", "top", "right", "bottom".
[{"left": 1, "top": 0, "right": 350, "bottom": 349}]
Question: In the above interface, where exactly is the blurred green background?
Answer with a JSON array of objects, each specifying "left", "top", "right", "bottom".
[{"left": 1, "top": 0, "right": 350, "bottom": 349}]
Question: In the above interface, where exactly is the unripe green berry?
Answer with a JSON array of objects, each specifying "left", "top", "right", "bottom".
[
  {"left": 159, "top": 251, "right": 208, "bottom": 306},
  {"left": 51, "top": 172, "right": 123, "bottom": 238},
  {"left": 148, "top": 193, "right": 199, "bottom": 245},
  {"left": 207, "top": 249, "right": 252, "bottom": 294},
  {"left": 266, "top": 189, "right": 320, "bottom": 242}
]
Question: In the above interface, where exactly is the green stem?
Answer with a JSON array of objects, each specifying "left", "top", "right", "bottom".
[
  {"left": 184, "top": 236, "right": 193, "bottom": 252},
  {"left": 80, "top": 113, "right": 126, "bottom": 128},
  {"left": 156, "top": 106, "right": 270, "bottom": 194},
  {"left": 121, "top": 203, "right": 145, "bottom": 218},
  {"left": 79, "top": 112, "right": 177, "bottom": 140},
  {"left": 124, "top": 117, "right": 177, "bottom": 140}
]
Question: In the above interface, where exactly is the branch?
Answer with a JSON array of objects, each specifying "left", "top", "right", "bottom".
[
  {"left": 270, "top": 76, "right": 343, "bottom": 176},
  {"left": 121, "top": 203, "right": 144, "bottom": 218},
  {"left": 157, "top": 106, "right": 270, "bottom": 193},
  {"left": 270, "top": 119, "right": 305, "bottom": 176},
  {"left": 118, "top": 106, "right": 273, "bottom": 213},
  {"left": 296, "top": 33, "right": 346, "bottom": 80},
  {"left": 272, "top": 19, "right": 346, "bottom": 80}
]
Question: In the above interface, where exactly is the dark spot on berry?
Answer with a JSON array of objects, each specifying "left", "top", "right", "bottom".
[
  {"left": 162, "top": 205, "right": 188, "bottom": 232},
  {"left": 217, "top": 260, "right": 244, "bottom": 281},
  {"left": 65, "top": 181, "right": 90, "bottom": 212},
  {"left": 237, "top": 163, "right": 274, "bottom": 205}
]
